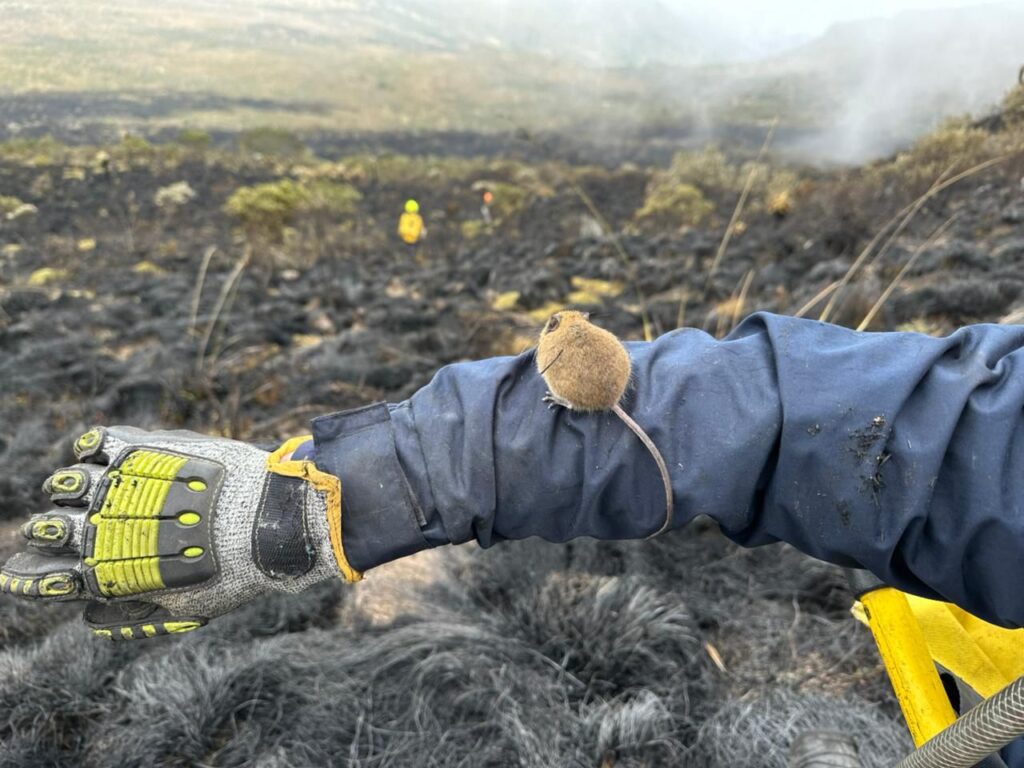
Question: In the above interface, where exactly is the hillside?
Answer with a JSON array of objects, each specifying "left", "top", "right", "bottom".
[
  {"left": 1, "top": 1, "right": 1023, "bottom": 162},
  {"left": 0, "top": 0, "right": 715, "bottom": 137}
]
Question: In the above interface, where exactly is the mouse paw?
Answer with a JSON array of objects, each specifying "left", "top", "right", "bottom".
[{"left": 543, "top": 392, "right": 572, "bottom": 410}]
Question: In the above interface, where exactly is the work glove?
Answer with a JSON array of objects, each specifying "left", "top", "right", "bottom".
[{"left": 0, "top": 426, "right": 361, "bottom": 640}]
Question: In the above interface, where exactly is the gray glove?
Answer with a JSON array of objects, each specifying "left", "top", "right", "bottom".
[{"left": 0, "top": 426, "right": 361, "bottom": 640}]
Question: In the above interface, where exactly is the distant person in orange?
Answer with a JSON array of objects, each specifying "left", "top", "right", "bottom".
[
  {"left": 480, "top": 189, "right": 493, "bottom": 229},
  {"left": 397, "top": 199, "right": 425, "bottom": 246}
]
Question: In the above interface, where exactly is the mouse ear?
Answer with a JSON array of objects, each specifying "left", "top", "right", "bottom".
[{"left": 581, "top": 312, "right": 591, "bottom": 320}]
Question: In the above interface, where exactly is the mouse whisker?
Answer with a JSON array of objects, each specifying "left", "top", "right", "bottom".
[{"left": 537, "top": 348, "right": 564, "bottom": 376}]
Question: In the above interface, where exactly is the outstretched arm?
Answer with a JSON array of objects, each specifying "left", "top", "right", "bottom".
[{"left": 317, "top": 312, "right": 1024, "bottom": 628}]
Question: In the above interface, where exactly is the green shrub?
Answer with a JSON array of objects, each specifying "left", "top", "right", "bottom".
[
  {"left": 883, "top": 119, "right": 991, "bottom": 190},
  {"left": 634, "top": 183, "right": 714, "bottom": 227},
  {"left": 225, "top": 179, "right": 311, "bottom": 241},
  {"left": 176, "top": 128, "right": 213, "bottom": 152},
  {"left": 665, "top": 147, "right": 739, "bottom": 197},
  {"left": 238, "top": 127, "right": 307, "bottom": 158},
  {"left": 461, "top": 220, "right": 485, "bottom": 240},
  {"left": 1001, "top": 86, "right": 1024, "bottom": 125},
  {"left": 636, "top": 146, "right": 797, "bottom": 228},
  {"left": 116, "top": 135, "right": 156, "bottom": 164},
  {"left": 224, "top": 178, "right": 361, "bottom": 243},
  {"left": 303, "top": 180, "right": 362, "bottom": 216},
  {"left": 0, "top": 195, "right": 26, "bottom": 217},
  {"left": 486, "top": 182, "right": 530, "bottom": 220},
  {"left": 831, "top": 116, "right": 1007, "bottom": 211},
  {"left": 0, "top": 136, "right": 67, "bottom": 166}
]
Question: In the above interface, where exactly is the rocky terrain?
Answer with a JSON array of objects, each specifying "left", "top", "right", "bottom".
[{"left": 2, "top": 88, "right": 1024, "bottom": 765}]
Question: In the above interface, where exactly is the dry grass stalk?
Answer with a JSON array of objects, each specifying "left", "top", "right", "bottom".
[
  {"left": 820, "top": 153, "right": 1014, "bottom": 324},
  {"left": 792, "top": 280, "right": 841, "bottom": 319},
  {"left": 676, "top": 288, "right": 690, "bottom": 330},
  {"left": 714, "top": 269, "right": 753, "bottom": 338},
  {"left": 856, "top": 213, "right": 961, "bottom": 332},
  {"left": 206, "top": 268, "right": 247, "bottom": 365},
  {"left": 196, "top": 246, "right": 251, "bottom": 372},
  {"left": 819, "top": 163, "right": 955, "bottom": 323},
  {"left": 705, "top": 642, "right": 728, "bottom": 673},
  {"left": 1000, "top": 308, "right": 1024, "bottom": 325},
  {"left": 705, "top": 119, "right": 778, "bottom": 287},
  {"left": 188, "top": 245, "right": 217, "bottom": 335},
  {"left": 730, "top": 269, "right": 756, "bottom": 332}
]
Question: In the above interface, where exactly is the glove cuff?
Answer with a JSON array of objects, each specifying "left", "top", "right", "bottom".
[
  {"left": 312, "top": 404, "right": 432, "bottom": 572},
  {"left": 266, "top": 437, "right": 362, "bottom": 583}
]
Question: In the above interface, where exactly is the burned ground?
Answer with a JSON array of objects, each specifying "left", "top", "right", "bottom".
[
  {"left": 2, "top": 102, "right": 1024, "bottom": 764},
  {"left": 0, "top": 533, "right": 910, "bottom": 767}
]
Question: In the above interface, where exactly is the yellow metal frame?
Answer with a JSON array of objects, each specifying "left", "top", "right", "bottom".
[{"left": 856, "top": 587, "right": 958, "bottom": 746}]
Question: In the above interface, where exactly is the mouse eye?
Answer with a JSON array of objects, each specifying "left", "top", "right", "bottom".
[{"left": 545, "top": 315, "right": 561, "bottom": 333}]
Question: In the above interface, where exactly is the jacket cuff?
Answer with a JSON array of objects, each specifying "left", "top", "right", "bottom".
[{"left": 311, "top": 404, "right": 429, "bottom": 572}]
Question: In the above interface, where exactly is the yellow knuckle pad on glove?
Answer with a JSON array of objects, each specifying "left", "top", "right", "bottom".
[
  {"left": 42, "top": 468, "right": 90, "bottom": 501},
  {"left": 0, "top": 570, "right": 77, "bottom": 598},
  {"left": 21, "top": 515, "right": 73, "bottom": 549},
  {"left": 93, "top": 621, "right": 203, "bottom": 641},
  {"left": 82, "top": 448, "right": 222, "bottom": 598},
  {"left": 28, "top": 519, "right": 66, "bottom": 541},
  {"left": 83, "top": 602, "right": 207, "bottom": 641},
  {"left": 74, "top": 427, "right": 106, "bottom": 461}
]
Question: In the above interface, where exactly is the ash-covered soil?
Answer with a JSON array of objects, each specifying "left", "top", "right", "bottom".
[{"left": 2, "top": 113, "right": 1024, "bottom": 764}]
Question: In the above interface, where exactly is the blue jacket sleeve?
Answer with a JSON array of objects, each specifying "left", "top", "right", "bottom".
[{"left": 311, "top": 312, "right": 1024, "bottom": 628}]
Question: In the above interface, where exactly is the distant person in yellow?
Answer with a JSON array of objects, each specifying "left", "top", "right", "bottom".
[{"left": 397, "top": 199, "right": 425, "bottom": 245}]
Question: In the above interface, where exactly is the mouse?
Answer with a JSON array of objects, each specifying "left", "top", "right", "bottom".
[{"left": 536, "top": 310, "right": 674, "bottom": 538}]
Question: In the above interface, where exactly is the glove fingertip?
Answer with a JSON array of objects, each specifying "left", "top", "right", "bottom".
[
  {"left": 73, "top": 427, "right": 107, "bottom": 462},
  {"left": 84, "top": 602, "right": 208, "bottom": 641}
]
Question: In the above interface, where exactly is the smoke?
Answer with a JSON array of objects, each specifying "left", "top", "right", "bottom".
[
  {"left": 781, "top": 4, "right": 1024, "bottom": 162},
  {"left": 449, "top": 0, "right": 1024, "bottom": 163},
  {"left": 629, "top": 2, "right": 1024, "bottom": 163}
]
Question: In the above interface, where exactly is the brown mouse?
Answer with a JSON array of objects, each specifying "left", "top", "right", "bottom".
[{"left": 536, "top": 310, "right": 673, "bottom": 538}]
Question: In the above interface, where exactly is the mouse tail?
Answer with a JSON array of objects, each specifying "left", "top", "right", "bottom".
[{"left": 612, "top": 403, "right": 674, "bottom": 538}]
